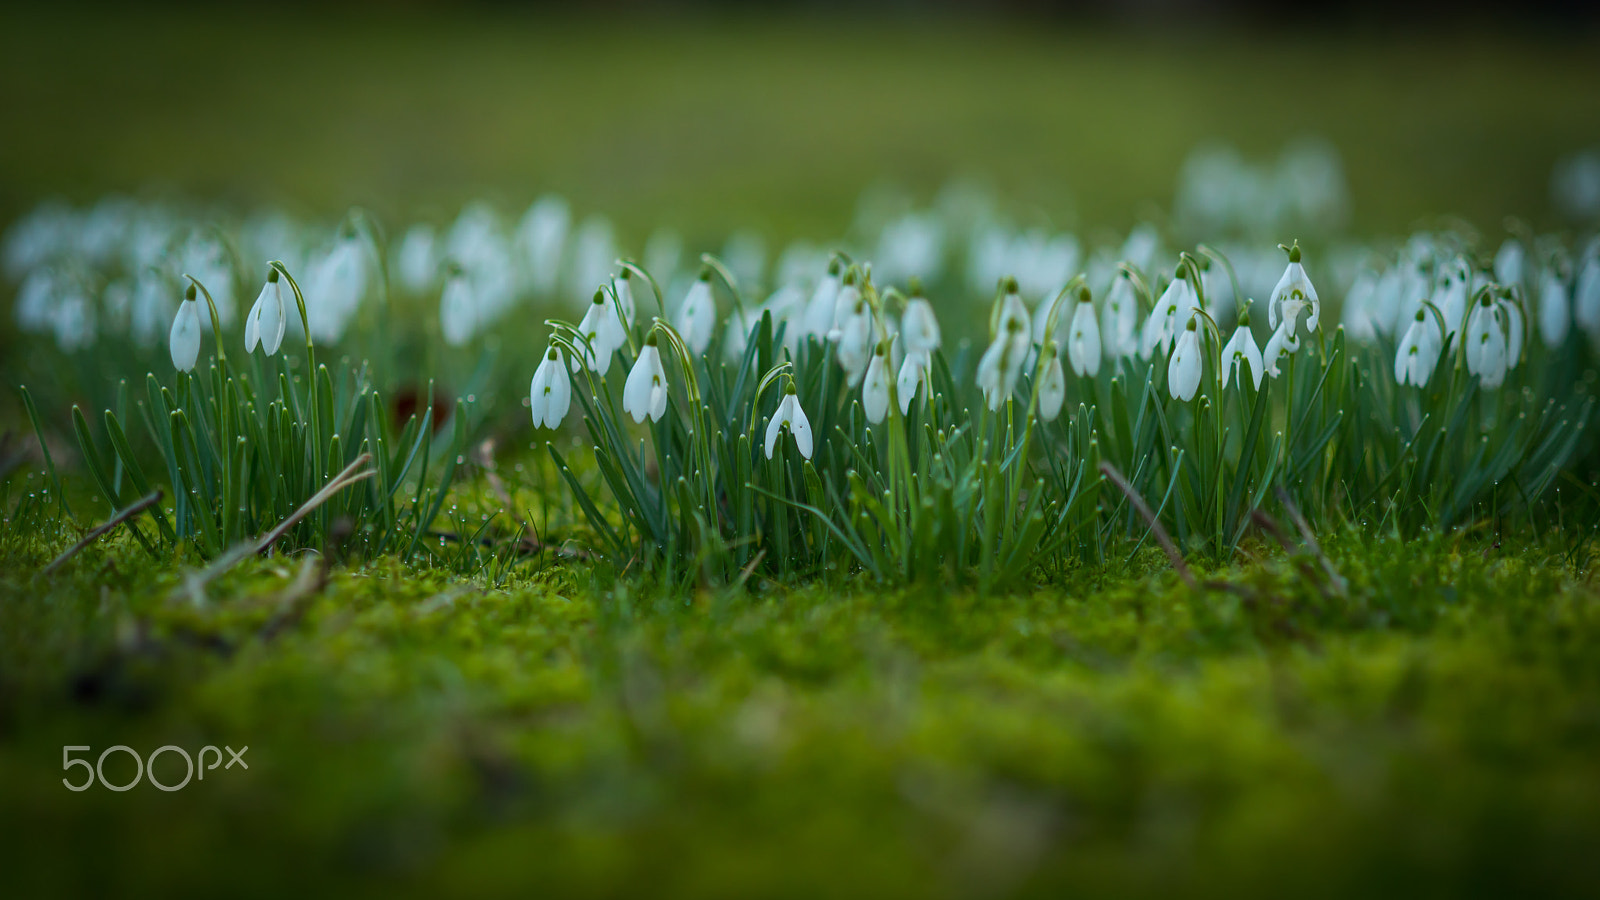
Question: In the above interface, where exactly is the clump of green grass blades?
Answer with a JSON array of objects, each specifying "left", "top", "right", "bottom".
[
  {"left": 551, "top": 250, "right": 1591, "bottom": 590},
  {"left": 20, "top": 261, "right": 471, "bottom": 565}
]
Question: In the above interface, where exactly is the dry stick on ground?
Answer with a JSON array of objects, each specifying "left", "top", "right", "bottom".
[
  {"left": 171, "top": 454, "right": 376, "bottom": 606},
  {"left": 1274, "top": 486, "right": 1348, "bottom": 595},
  {"left": 1098, "top": 461, "right": 1197, "bottom": 590},
  {"left": 42, "top": 490, "right": 162, "bottom": 576}
]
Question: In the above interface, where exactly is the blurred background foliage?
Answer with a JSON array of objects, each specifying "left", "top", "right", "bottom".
[{"left": 1, "top": 5, "right": 1597, "bottom": 250}]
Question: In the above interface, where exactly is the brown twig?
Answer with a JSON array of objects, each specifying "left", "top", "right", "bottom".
[
  {"left": 42, "top": 490, "right": 162, "bottom": 576},
  {"left": 1098, "top": 461, "right": 1196, "bottom": 589}
]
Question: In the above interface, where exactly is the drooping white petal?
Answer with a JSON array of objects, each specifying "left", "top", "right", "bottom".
[
  {"left": 1038, "top": 355, "right": 1066, "bottom": 421},
  {"left": 169, "top": 298, "right": 201, "bottom": 372},
  {"left": 1263, "top": 321, "right": 1301, "bottom": 379},
  {"left": 440, "top": 273, "right": 477, "bottom": 347},
  {"left": 623, "top": 344, "right": 668, "bottom": 424},
  {"left": 244, "top": 285, "right": 263, "bottom": 352},
  {"left": 901, "top": 296, "right": 941, "bottom": 354},
  {"left": 862, "top": 352, "right": 891, "bottom": 424},
  {"left": 897, "top": 350, "right": 930, "bottom": 414},
  {"left": 675, "top": 278, "right": 716, "bottom": 355},
  {"left": 1167, "top": 327, "right": 1202, "bottom": 401},
  {"left": 1067, "top": 300, "right": 1101, "bottom": 377},
  {"left": 765, "top": 392, "right": 813, "bottom": 460},
  {"left": 1539, "top": 269, "right": 1570, "bottom": 347},
  {"left": 530, "top": 348, "right": 570, "bottom": 429},
  {"left": 1221, "top": 325, "right": 1263, "bottom": 390}
]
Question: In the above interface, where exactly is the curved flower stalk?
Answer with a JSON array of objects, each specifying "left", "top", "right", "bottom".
[
  {"left": 169, "top": 284, "right": 202, "bottom": 371},
  {"left": 1167, "top": 318, "right": 1204, "bottom": 401},
  {"left": 244, "top": 268, "right": 288, "bottom": 355},
  {"left": 530, "top": 346, "right": 571, "bottom": 429},
  {"left": 1221, "top": 313, "right": 1264, "bottom": 390},
  {"left": 1395, "top": 306, "right": 1443, "bottom": 387},
  {"left": 764, "top": 381, "right": 813, "bottom": 459},
  {"left": 1464, "top": 289, "right": 1525, "bottom": 389},
  {"left": 675, "top": 268, "right": 717, "bottom": 355},
  {"left": 623, "top": 332, "right": 670, "bottom": 423}
]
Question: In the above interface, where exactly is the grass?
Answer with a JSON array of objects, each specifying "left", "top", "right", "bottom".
[{"left": 3, "top": 514, "right": 1600, "bottom": 896}]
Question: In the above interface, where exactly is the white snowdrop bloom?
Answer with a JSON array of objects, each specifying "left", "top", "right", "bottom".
[
  {"left": 1465, "top": 295, "right": 1511, "bottom": 389},
  {"left": 801, "top": 260, "right": 842, "bottom": 341},
  {"left": 764, "top": 385, "right": 813, "bottom": 460},
  {"left": 1494, "top": 238, "right": 1525, "bottom": 288},
  {"left": 1539, "top": 267, "right": 1570, "bottom": 347},
  {"left": 1167, "top": 320, "right": 1203, "bottom": 402},
  {"left": 1037, "top": 350, "right": 1066, "bottom": 422},
  {"left": 1263, "top": 319, "right": 1301, "bottom": 379},
  {"left": 1101, "top": 273, "right": 1140, "bottom": 359},
  {"left": 53, "top": 286, "right": 95, "bottom": 352},
  {"left": 439, "top": 270, "right": 477, "bottom": 347},
  {"left": 897, "top": 350, "right": 931, "bottom": 414},
  {"left": 566, "top": 216, "right": 617, "bottom": 305},
  {"left": 977, "top": 292, "right": 1031, "bottom": 411},
  {"left": 1575, "top": 256, "right": 1600, "bottom": 336},
  {"left": 1066, "top": 294, "right": 1101, "bottom": 377},
  {"left": 396, "top": 224, "right": 438, "bottom": 294},
  {"left": 862, "top": 345, "right": 891, "bottom": 424},
  {"left": 675, "top": 271, "right": 717, "bottom": 355},
  {"left": 828, "top": 274, "right": 863, "bottom": 340},
  {"left": 1394, "top": 309, "right": 1443, "bottom": 388},
  {"left": 1433, "top": 257, "right": 1472, "bottom": 340},
  {"left": 575, "top": 289, "right": 626, "bottom": 375},
  {"left": 1340, "top": 268, "right": 1380, "bottom": 343},
  {"left": 305, "top": 238, "right": 368, "bottom": 343},
  {"left": 529, "top": 346, "right": 571, "bottom": 430},
  {"left": 170, "top": 287, "right": 202, "bottom": 372},
  {"left": 622, "top": 335, "right": 669, "bottom": 424},
  {"left": 1221, "top": 320, "right": 1264, "bottom": 390},
  {"left": 993, "top": 281, "right": 1032, "bottom": 341},
  {"left": 834, "top": 302, "right": 875, "bottom": 387},
  {"left": 1268, "top": 243, "right": 1320, "bottom": 334},
  {"left": 1140, "top": 271, "right": 1194, "bottom": 358},
  {"left": 901, "top": 291, "right": 941, "bottom": 355},
  {"left": 517, "top": 195, "right": 570, "bottom": 295},
  {"left": 612, "top": 269, "right": 637, "bottom": 326},
  {"left": 245, "top": 269, "right": 288, "bottom": 355}
]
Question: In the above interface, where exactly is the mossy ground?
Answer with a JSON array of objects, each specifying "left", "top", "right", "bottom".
[{"left": 4, "top": 505, "right": 1600, "bottom": 897}]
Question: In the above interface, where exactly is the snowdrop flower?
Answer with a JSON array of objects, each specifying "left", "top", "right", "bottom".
[
  {"left": 675, "top": 269, "right": 717, "bottom": 355},
  {"left": 900, "top": 282, "right": 941, "bottom": 354},
  {"left": 245, "top": 269, "right": 288, "bottom": 355},
  {"left": 529, "top": 346, "right": 571, "bottom": 429},
  {"left": 1340, "top": 268, "right": 1380, "bottom": 343},
  {"left": 801, "top": 259, "right": 842, "bottom": 341},
  {"left": 1394, "top": 308, "right": 1443, "bottom": 388},
  {"left": 828, "top": 270, "right": 863, "bottom": 340},
  {"left": 612, "top": 269, "right": 637, "bottom": 326},
  {"left": 1494, "top": 238, "right": 1525, "bottom": 288},
  {"left": 1465, "top": 293, "right": 1512, "bottom": 388},
  {"left": 1037, "top": 347, "right": 1066, "bottom": 422},
  {"left": 306, "top": 237, "right": 368, "bottom": 343},
  {"left": 517, "top": 196, "right": 570, "bottom": 295},
  {"left": 396, "top": 224, "right": 438, "bottom": 294},
  {"left": 1167, "top": 319, "right": 1203, "bottom": 402},
  {"left": 622, "top": 333, "right": 669, "bottom": 424},
  {"left": 439, "top": 269, "right": 477, "bottom": 347},
  {"left": 1140, "top": 268, "right": 1195, "bottom": 358},
  {"left": 1263, "top": 320, "right": 1301, "bottom": 379},
  {"left": 575, "top": 288, "right": 627, "bottom": 375},
  {"left": 897, "top": 350, "right": 931, "bottom": 414},
  {"left": 170, "top": 284, "right": 202, "bottom": 372},
  {"left": 764, "top": 383, "right": 813, "bottom": 460},
  {"left": 1066, "top": 289, "right": 1101, "bottom": 377},
  {"left": 1101, "top": 272, "right": 1139, "bottom": 360},
  {"left": 1433, "top": 257, "right": 1471, "bottom": 340},
  {"left": 832, "top": 274, "right": 875, "bottom": 387},
  {"left": 862, "top": 344, "right": 891, "bottom": 424},
  {"left": 1575, "top": 256, "right": 1600, "bottom": 336},
  {"left": 1268, "top": 242, "right": 1320, "bottom": 335},
  {"left": 977, "top": 280, "right": 1032, "bottom": 410},
  {"left": 1539, "top": 267, "right": 1570, "bottom": 347},
  {"left": 1220, "top": 315, "right": 1264, "bottom": 390}
]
